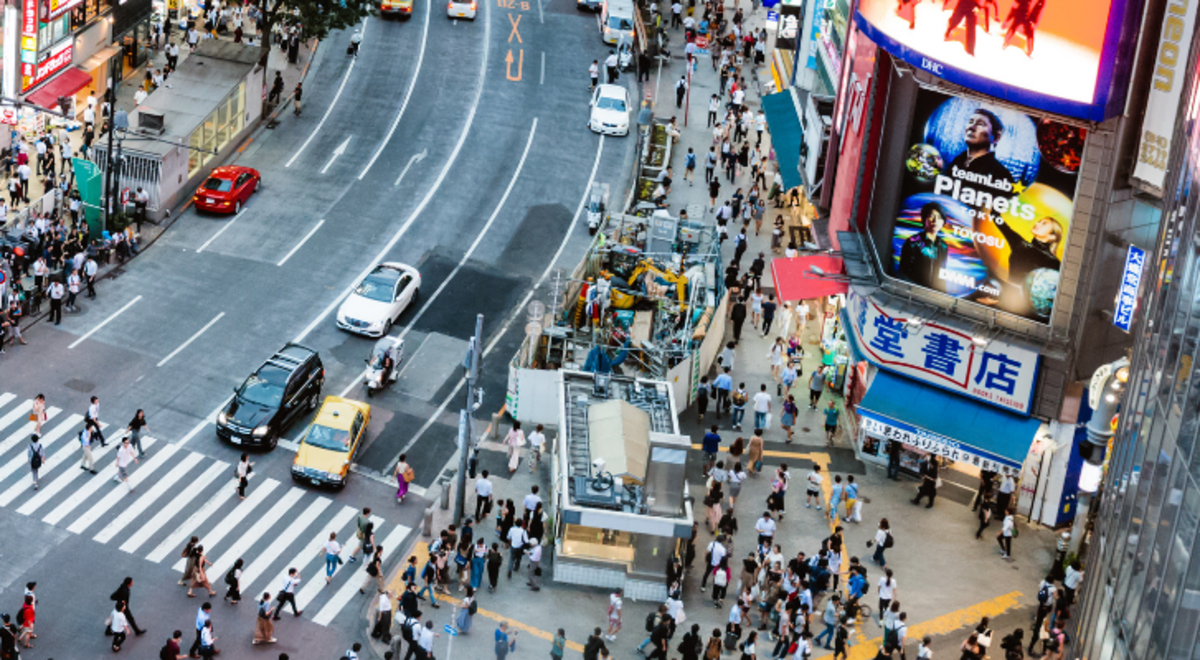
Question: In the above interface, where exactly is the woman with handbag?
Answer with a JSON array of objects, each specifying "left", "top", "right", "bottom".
[
  {"left": 235, "top": 454, "right": 252, "bottom": 500},
  {"left": 30, "top": 394, "right": 46, "bottom": 434},
  {"left": 456, "top": 587, "right": 477, "bottom": 634},
  {"left": 252, "top": 592, "right": 276, "bottom": 644},
  {"left": 747, "top": 432, "right": 764, "bottom": 476},
  {"left": 187, "top": 545, "right": 216, "bottom": 597},
  {"left": 361, "top": 541, "right": 385, "bottom": 595},
  {"left": 395, "top": 453, "right": 413, "bottom": 504}
]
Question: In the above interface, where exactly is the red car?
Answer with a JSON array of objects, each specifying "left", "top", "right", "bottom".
[{"left": 193, "top": 166, "right": 261, "bottom": 214}]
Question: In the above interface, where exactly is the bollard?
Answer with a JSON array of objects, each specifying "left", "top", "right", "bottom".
[
  {"left": 440, "top": 483, "right": 450, "bottom": 511},
  {"left": 490, "top": 412, "right": 503, "bottom": 441},
  {"left": 422, "top": 505, "right": 434, "bottom": 537}
]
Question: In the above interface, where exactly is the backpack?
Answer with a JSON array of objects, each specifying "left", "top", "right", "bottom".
[
  {"left": 1037, "top": 583, "right": 1051, "bottom": 605},
  {"left": 883, "top": 623, "right": 899, "bottom": 647},
  {"left": 29, "top": 447, "right": 41, "bottom": 470},
  {"left": 15, "top": 607, "right": 25, "bottom": 625},
  {"left": 705, "top": 638, "right": 722, "bottom": 660},
  {"left": 686, "top": 152, "right": 697, "bottom": 169},
  {"left": 646, "top": 612, "right": 658, "bottom": 632},
  {"left": 883, "top": 531, "right": 895, "bottom": 549},
  {"left": 468, "top": 599, "right": 479, "bottom": 615},
  {"left": 422, "top": 562, "right": 435, "bottom": 581},
  {"left": 224, "top": 568, "right": 237, "bottom": 586}
]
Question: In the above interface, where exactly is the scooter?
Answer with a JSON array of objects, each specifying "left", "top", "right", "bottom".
[
  {"left": 365, "top": 336, "right": 404, "bottom": 396},
  {"left": 586, "top": 183, "right": 609, "bottom": 235}
]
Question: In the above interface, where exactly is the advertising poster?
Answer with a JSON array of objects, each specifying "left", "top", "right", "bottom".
[
  {"left": 855, "top": 0, "right": 1128, "bottom": 119},
  {"left": 888, "top": 89, "right": 1086, "bottom": 323}
]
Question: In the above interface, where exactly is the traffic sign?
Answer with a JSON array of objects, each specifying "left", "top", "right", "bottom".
[
  {"left": 0, "top": 271, "right": 7, "bottom": 286},
  {"left": 766, "top": 10, "right": 779, "bottom": 24},
  {"left": 120, "top": 188, "right": 131, "bottom": 205},
  {"left": 444, "top": 625, "right": 458, "bottom": 636}
]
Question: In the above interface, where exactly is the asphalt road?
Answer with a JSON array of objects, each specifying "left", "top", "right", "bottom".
[{"left": 0, "top": 1, "right": 636, "bottom": 656}]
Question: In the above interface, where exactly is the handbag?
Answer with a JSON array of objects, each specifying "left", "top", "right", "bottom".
[
  {"left": 404, "top": 466, "right": 415, "bottom": 483},
  {"left": 978, "top": 630, "right": 993, "bottom": 648}
]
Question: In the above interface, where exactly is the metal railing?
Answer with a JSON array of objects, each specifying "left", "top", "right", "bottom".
[
  {"left": 1, "top": 188, "right": 62, "bottom": 234},
  {"left": 90, "top": 145, "right": 164, "bottom": 212}
]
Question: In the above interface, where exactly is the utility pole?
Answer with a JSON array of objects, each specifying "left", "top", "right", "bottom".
[
  {"left": 102, "top": 74, "right": 119, "bottom": 230},
  {"left": 455, "top": 313, "right": 484, "bottom": 525}
]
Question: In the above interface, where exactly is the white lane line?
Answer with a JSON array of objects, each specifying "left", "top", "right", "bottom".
[
  {"left": 66, "top": 444, "right": 180, "bottom": 534},
  {"left": 396, "top": 118, "right": 538, "bottom": 341},
  {"left": 0, "top": 394, "right": 18, "bottom": 412},
  {"left": 295, "top": 514, "right": 383, "bottom": 611},
  {"left": 540, "top": 51, "right": 545, "bottom": 84},
  {"left": 147, "top": 477, "right": 237, "bottom": 563},
  {"left": 42, "top": 436, "right": 157, "bottom": 525},
  {"left": 158, "top": 312, "right": 225, "bottom": 367},
  {"left": 238, "top": 496, "right": 332, "bottom": 594},
  {"left": 0, "top": 400, "right": 34, "bottom": 438},
  {"left": 123, "top": 461, "right": 228, "bottom": 555},
  {"left": 392, "top": 136, "right": 605, "bottom": 462},
  {"left": 538, "top": 0, "right": 543, "bottom": 23},
  {"left": 360, "top": 0, "right": 431, "bottom": 180},
  {"left": 13, "top": 423, "right": 111, "bottom": 514},
  {"left": 393, "top": 150, "right": 428, "bottom": 187},
  {"left": 0, "top": 412, "right": 76, "bottom": 506},
  {"left": 313, "top": 524, "right": 411, "bottom": 625},
  {"left": 293, "top": 0, "right": 491, "bottom": 344},
  {"left": 320, "top": 136, "right": 353, "bottom": 174},
  {"left": 94, "top": 451, "right": 205, "bottom": 544},
  {"left": 0, "top": 403, "right": 56, "bottom": 455},
  {"left": 268, "top": 506, "right": 356, "bottom": 609},
  {"left": 286, "top": 18, "right": 370, "bottom": 168},
  {"left": 195, "top": 210, "right": 246, "bottom": 254},
  {"left": 277, "top": 220, "right": 325, "bottom": 266},
  {"left": 170, "top": 479, "right": 280, "bottom": 571},
  {"left": 0, "top": 409, "right": 67, "bottom": 492},
  {"left": 68, "top": 295, "right": 142, "bottom": 349},
  {"left": 209, "top": 486, "right": 305, "bottom": 579}
]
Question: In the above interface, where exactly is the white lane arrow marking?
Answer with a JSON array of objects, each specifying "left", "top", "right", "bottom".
[
  {"left": 394, "top": 149, "right": 428, "bottom": 187},
  {"left": 320, "top": 136, "right": 353, "bottom": 174}
]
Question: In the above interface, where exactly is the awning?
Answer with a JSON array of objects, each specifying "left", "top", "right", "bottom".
[
  {"left": 770, "top": 255, "right": 848, "bottom": 302},
  {"left": 81, "top": 44, "right": 123, "bottom": 75},
  {"left": 857, "top": 371, "right": 1041, "bottom": 473},
  {"left": 25, "top": 68, "right": 94, "bottom": 110},
  {"left": 761, "top": 90, "right": 803, "bottom": 191}
]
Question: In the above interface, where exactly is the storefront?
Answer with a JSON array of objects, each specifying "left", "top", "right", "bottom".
[
  {"left": 111, "top": 0, "right": 152, "bottom": 79},
  {"left": 842, "top": 289, "right": 1045, "bottom": 482}
]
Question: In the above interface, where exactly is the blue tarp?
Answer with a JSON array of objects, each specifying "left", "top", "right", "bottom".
[
  {"left": 761, "top": 91, "right": 803, "bottom": 191},
  {"left": 857, "top": 371, "right": 1041, "bottom": 470}
]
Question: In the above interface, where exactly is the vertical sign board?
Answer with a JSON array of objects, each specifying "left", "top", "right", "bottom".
[
  {"left": 1133, "top": 0, "right": 1198, "bottom": 192},
  {"left": 1113, "top": 245, "right": 1146, "bottom": 333},
  {"left": 19, "top": 0, "right": 36, "bottom": 91}
]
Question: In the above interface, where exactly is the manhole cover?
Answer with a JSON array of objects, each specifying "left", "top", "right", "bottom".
[{"left": 64, "top": 379, "right": 95, "bottom": 393}]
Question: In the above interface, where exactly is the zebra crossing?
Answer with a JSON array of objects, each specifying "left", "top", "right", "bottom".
[{"left": 0, "top": 392, "right": 413, "bottom": 627}]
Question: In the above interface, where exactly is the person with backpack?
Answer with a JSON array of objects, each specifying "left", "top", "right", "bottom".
[
  {"left": 703, "top": 627, "right": 723, "bottom": 660},
  {"left": 15, "top": 595, "right": 34, "bottom": 649},
  {"left": 252, "top": 593, "right": 276, "bottom": 644},
  {"left": 417, "top": 554, "right": 441, "bottom": 607},
  {"left": 685, "top": 148, "right": 697, "bottom": 185},
  {"left": 224, "top": 558, "right": 243, "bottom": 604},
  {"left": 109, "top": 576, "right": 147, "bottom": 636},
  {"left": 637, "top": 604, "right": 668, "bottom": 653},
  {"left": 27, "top": 434, "right": 44, "bottom": 489},
  {"left": 870, "top": 518, "right": 893, "bottom": 567},
  {"left": 1030, "top": 577, "right": 1056, "bottom": 654},
  {"left": 883, "top": 612, "right": 907, "bottom": 658}
]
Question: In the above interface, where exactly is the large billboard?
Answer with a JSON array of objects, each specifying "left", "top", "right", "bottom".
[
  {"left": 887, "top": 89, "right": 1086, "bottom": 323},
  {"left": 856, "top": 0, "right": 1131, "bottom": 120}
]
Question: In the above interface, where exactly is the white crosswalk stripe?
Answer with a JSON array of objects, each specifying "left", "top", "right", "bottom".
[
  {"left": 0, "top": 392, "right": 417, "bottom": 628},
  {"left": 94, "top": 450, "right": 206, "bottom": 544},
  {"left": 120, "top": 461, "right": 228, "bottom": 555}
]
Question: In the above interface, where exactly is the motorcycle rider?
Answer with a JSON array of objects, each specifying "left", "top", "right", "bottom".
[
  {"left": 349, "top": 29, "right": 363, "bottom": 57},
  {"left": 380, "top": 351, "right": 395, "bottom": 387}
]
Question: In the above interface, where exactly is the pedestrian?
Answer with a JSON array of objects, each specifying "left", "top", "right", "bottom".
[
  {"left": 269, "top": 72, "right": 285, "bottom": 104},
  {"left": 253, "top": 592, "right": 277, "bottom": 644},
  {"left": 109, "top": 576, "right": 147, "bottom": 636},
  {"left": 746, "top": 429, "right": 764, "bottom": 475},
  {"left": 31, "top": 394, "right": 47, "bottom": 434},
  {"left": 808, "top": 367, "right": 825, "bottom": 409},
  {"left": 823, "top": 401, "right": 840, "bottom": 445},
  {"left": 84, "top": 254, "right": 97, "bottom": 298},
  {"left": 0, "top": 614, "right": 16, "bottom": 658},
  {"left": 752, "top": 384, "right": 771, "bottom": 429},
  {"left": 27, "top": 434, "right": 44, "bottom": 490},
  {"left": 911, "top": 456, "right": 939, "bottom": 507},
  {"left": 456, "top": 586, "right": 476, "bottom": 633},
  {"left": 552, "top": 628, "right": 567, "bottom": 660},
  {"left": 780, "top": 395, "right": 798, "bottom": 443},
  {"left": 160, "top": 630, "right": 185, "bottom": 658},
  {"left": 495, "top": 621, "right": 518, "bottom": 660},
  {"left": 86, "top": 395, "right": 106, "bottom": 446},
  {"left": 486, "top": 542, "right": 503, "bottom": 592},
  {"left": 886, "top": 440, "right": 902, "bottom": 480},
  {"left": 323, "top": 531, "right": 343, "bottom": 583},
  {"left": 108, "top": 599, "right": 131, "bottom": 651},
  {"left": 126, "top": 409, "right": 149, "bottom": 457},
  {"left": 395, "top": 453, "right": 413, "bottom": 503},
  {"left": 78, "top": 424, "right": 97, "bottom": 474},
  {"left": 844, "top": 475, "right": 859, "bottom": 522},
  {"left": 505, "top": 422, "right": 525, "bottom": 474},
  {"left": 870, "top": 518, "right": 892, "bottom": 566},
  {"left": 273, "top": 568, "right": 302, "bottom": 618},
  {"left": 996, "top": 473, "right": 1017, "bottom": 514},
  {"left": 188, "top": 603, "right": 212, "bottom": 657},
  {"left": 761, "top": 295, "right": 777, "bottom": 335},
  {"left": 475, "top": 469, "right": 494, "bottom": 521},
  {"left": 589, "top": 60, "right": 600, "bottom": 90},
  {"left": 292, "top": 83, "right": 303, "bottom": 115},
  {"left": 684, "top": 147, "right": 697, "bottom": 185},
  {"left": 997, "top": 509, "right": 1015, "bottom": 559},
  {"left": 47, "top": 278, "right": 64, "bottom": 325},
  {"left": 350, "top": 507, "right": 373, "bottom": 562},
  {"left": 605, "top": 588, "right": 623, "bottom": 640},
  {"left": 1063, "top": 561, "right": 1083, "bottom": 606},
  {"left": 179, "top": 536, "right": 200, "bottom": 586},
  {"left": 528, "top": 424, "right": 546, "bottom": 471},
  {"left": 198, "top": 619, "right": 217, "bottom": 659},
  {"left": 235, "top": 453, "right": 252, "bottom": 499},
  {"left": 730, "top": 296, "right": 747, "bottom": 341},
  {"left": 676, "top": 75, "right": 688, "bottom": 108},
  {"left": 526, "top": 541, "right": 543, "bottom": 590},
  {"left": 506, "top": 519, "right": 529, "bottom": 578},
  {"left": 187, "top": 545, "right": 217, "bottom": 597},
  {"left": 66, "top": 268, "right": 80, "bottom": 311},
  {"left": 696, "top": 376, "right": 711, "bottom": 423},
  {"left": 114, "top": 436, "right": 139, "bottom": 491},
  {"left": 605, "top": 50, "right": 619, "bottom": 83},
  {"left": 371, "top": 590, "right": 393, "bottom": 642},
  {"left": 224, "top": 558, "right": 243, "bottom": 604}
]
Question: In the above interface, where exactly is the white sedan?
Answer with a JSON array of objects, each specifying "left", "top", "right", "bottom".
[
  {"left": 336, "top": 263, "right": 422, "bottom": 337},
  {"left": 447, "top": 0, "right": 476, "bottom": 19},
  {"left": 589, "top": 84, "right": 630, "bottom": 136}
]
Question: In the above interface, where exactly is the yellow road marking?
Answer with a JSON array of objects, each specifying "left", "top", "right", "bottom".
[{"left": 507, "top": 12, "right": 522, "bottom": 42}]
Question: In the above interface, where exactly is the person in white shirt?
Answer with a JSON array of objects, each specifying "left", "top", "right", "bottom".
[
  {"left": 916, "top": 635, "right": 933, "bottom": 659},
  {"left": 109, "top": 601, "right": 131, "bottom": 651},
  {"left": 418, "top": 620, "right": 438, "bottom": 653},
  {"left": 805, "top": 465, "right": 824, "bottom": 509},
  {"left": 474, "top": 470, "right": 494, "bottom": 520},
  {"left": 114, "top": 437, "right": 138, "bottom": 491},
  {"left": 589, "top": 60, "right": 599, "bottom": 90},
  {"left": 526, "top": 542, "right": 543, "bottom": 590},
  {"left": 527, "top": 424, "right": 546, "bottom": 470},
  {"left": 506, "top": 520, "right": 529, "bottom": 577},
  {"left": 86, "top": 395, "right": 106, "bottom": 445},
  {"left": 274, "top": 569, "right": 301, "bottom": 618},
  {"left": 754, "top": 512, "right": 776, "bottom": 546},
  {"left": 505, "top": 422, "right": 525, "bottom": 474},
  {"left": 752, "top": 384, "right": 772, "bottom": 429},
  {"left": 701, "top": 536, "right": 727, "bottom": 591},
  {"left": 998, "top": 512, "right": 1015, "bottom": 559},
  {"left": 134, "top": 88, "right": 148, "bottom": 105},
  {"left": 323, "top": 532, "right": 342, "bottom": 583},
  {"left": 605, "top": 588, "right": 623, "bottom": 640},
  {"left": 877, "top": 569, "right": 897, "bottom": 622},
  {"left": 1063, "top": 561, "right": 1084, "bottom": 605},
  {"left": 345, "top": 642, "right": 362, "bottom": 660},
  {"left": 523, "top": 485, "right": 542, "bottom": 514},
  {"left": 84, "top": 256, "right": 98, "bottom": 299}
]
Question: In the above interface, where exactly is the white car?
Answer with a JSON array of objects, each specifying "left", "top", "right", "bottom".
[
  {"left": 447, "top": 0, "right": 476, "bottom": 19},
  {"left": 336, "top": 263, "right": 422, "bottom": 337},
  {"left": 589, "top": 84, "right": 630, "bottom": 136}
]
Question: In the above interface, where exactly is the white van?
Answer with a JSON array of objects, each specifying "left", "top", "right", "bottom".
[{"left": 600, "top": 0, "right": 635, "bottom": 45}]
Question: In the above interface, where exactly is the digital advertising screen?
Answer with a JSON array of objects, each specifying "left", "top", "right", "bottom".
[
  {"left": 887, "top": 89, "right": 1087, "bottom": 323},
  {"left": 856, "top": 0, "right": 1130, "bottom": 120}
]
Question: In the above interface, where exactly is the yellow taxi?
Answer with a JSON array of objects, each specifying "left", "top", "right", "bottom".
[
  {"left": 381, "top": 0, "right": 413, "bottom": 19},
  {"left": 291, "top": 396, "right": 370, "bottom": 489}
]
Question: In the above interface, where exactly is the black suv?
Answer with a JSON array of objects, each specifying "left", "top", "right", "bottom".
[{"left": 216, "top": 343, "right": 325, "bottom": 450}]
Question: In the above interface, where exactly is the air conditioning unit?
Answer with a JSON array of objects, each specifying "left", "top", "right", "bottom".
[{"left": 137, "top": 111, "right": 165, "bottom": 135}]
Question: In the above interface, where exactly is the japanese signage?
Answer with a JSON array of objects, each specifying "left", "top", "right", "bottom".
[
  {"left": 859, "top": 409, "right": 1023, "bottom": 473},
  {"left": 1113, "top": 245, "right": 1145, "bottom": 333},
  {"left": 23, "top": 40, "right": 72, "bottom": 92},
  {"left": 0, "top": 104, "right": 17, "bottom": 125},
  {"left": 20, "top": 0, "right": 36, "bottom": 89},
  {"left": 1133, "top": 0, "right": 1196, "bottom": 193},
  {"left": 855, "top": 0, "right": 1133, "bottom": 120},
  {"left": 887, "top": 89, "right": 1086, "bottom": 323},
  {"left": 45, "top": 0, "right": 86, "bottom": 22},
  {"left": 847, "top": 290, "right": 1040, "bottom": 414}
]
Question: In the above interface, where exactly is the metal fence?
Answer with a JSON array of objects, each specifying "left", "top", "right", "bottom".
[
  {"left": 1, "top": 189, "right": 62, "bottom": 234},
  {"left": 89, "top": 145, "right": 164, "bottom": 212}
]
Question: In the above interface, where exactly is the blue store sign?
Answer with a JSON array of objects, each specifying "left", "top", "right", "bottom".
[{"left": 1113, "top": 244, "right": 1145, "bottom": 333}]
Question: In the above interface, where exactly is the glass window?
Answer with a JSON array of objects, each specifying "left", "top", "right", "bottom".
[
  {"left": 215, "top": 99, "right": 229, "bottom": 150},
  {"left": 562, "top": 524, "right": 634, "bottom": 565},
  {"left": 188, "top": 127, "right": 203, "bottom": 175}
]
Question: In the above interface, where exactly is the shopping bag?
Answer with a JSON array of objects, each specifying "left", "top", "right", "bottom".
[
  {"left": 764, "top": 413, "right": 772, "bottom": 430},
  {"left": 851, "top": 500, "right": 863, "bottom": 523}
]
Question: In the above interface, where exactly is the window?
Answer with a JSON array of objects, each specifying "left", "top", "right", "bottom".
[
  {"left": 71, "top": 0, "right": 111, "bottom": 31},
  {"left": 37, "top": 16, "right": 70, "bottom": 56},
  {"left": 562, "top": 524, "right": 635, "bottom": 565}
]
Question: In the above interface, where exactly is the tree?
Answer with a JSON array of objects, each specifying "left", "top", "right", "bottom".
[{"left": 258, "top": 0, "right": 375, "bottom": 67}]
